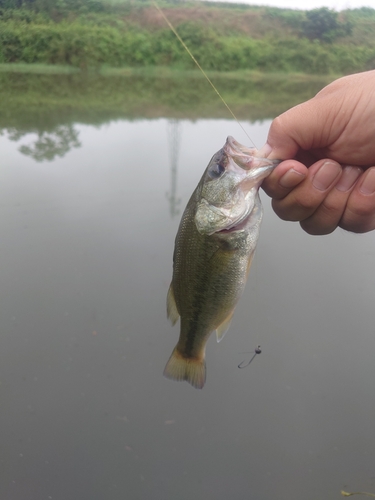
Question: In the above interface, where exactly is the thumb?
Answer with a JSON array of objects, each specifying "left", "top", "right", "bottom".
[{"left": 259, "top": 99, "right": 328, "bottom": 161}]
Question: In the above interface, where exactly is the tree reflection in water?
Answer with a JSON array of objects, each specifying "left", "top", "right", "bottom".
[{"left": 15, "top": 125, "right": 81, "bottom": 162}]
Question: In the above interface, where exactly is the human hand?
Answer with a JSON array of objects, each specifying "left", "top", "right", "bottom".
[{"left": 260, "top": 70, "right": 375, "bottom": 234}]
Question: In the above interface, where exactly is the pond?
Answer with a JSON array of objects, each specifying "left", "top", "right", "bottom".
[{"left": 0, "top": 71, "right": 374, "bottom": 500}]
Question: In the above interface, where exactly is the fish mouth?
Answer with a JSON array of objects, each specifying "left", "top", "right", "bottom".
[
  {"left": 224, "top": 136, "right": 281, "bottom": 174},
  {"left": 224, "top": 136, "right": 256, "bottom": 159}
]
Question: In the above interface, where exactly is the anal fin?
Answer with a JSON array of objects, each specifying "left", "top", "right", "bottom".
[{"left": 216, "top": 312, "right": 234, "bottom": 343}]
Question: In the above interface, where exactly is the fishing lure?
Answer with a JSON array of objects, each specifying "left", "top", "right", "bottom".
[{"left": 238, "top": 345, "right": 262, "bottom": 369}]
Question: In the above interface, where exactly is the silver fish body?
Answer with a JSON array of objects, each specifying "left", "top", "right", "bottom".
[{"left": 164, "top": 136, "right": 280, "bottom": 389}]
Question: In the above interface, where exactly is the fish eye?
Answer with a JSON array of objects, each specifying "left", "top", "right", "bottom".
[{"left": 208, "top": 162, "right": 225, "bottom": 179}]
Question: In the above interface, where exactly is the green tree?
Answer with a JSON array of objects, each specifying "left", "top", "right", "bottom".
[
  {"left": 303, "top": 7, "right": 352, "bottom": 42},
  {"left": 0, "top": 0, "right": 22, "bottom": 8}
]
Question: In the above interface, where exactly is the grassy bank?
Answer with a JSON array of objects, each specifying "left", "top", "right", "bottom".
[
  {"left": 0, "top": 2, "right": 374, "bottom": 74},
  {"left": 0, "top": 62, "right": 80, "bottom": 72}
]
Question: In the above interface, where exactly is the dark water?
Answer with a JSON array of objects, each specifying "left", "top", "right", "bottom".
[{"left": 1, "top": 92, "right": 375, "bottom": 500}]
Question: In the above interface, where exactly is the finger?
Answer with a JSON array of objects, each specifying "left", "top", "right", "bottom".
[
  {"left": 340, "top": 167, "right": 375, "bottom": 233},
  {"left": 271, "top": 160, "right": 342, "bottom": 222},
  {"left": 299, "top": 166, "right": 363, "bottom": 235},
  {"left": 262, "top": 160, "right": 307, "bottom": 200}
]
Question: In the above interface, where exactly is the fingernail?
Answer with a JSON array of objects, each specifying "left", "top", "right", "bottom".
[
  {"left": 258, "top": 143, "right": 272, "bottom": 158},
  {"left": 359, "top": 168, "right": 375, "bottom": 195},
  {"left": 312, "top": 161, "right": 341, "bottom": 191},
  {"left": 279, "top": 168, "right": 306, "bottom": 188},
  {"left": 335, "top": 166, "right": 362, "bottom": 192}
]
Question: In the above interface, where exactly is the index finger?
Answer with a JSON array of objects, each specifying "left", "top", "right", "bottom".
[{"left": 262, "top": 160, "right": 307, "bottom": 200}]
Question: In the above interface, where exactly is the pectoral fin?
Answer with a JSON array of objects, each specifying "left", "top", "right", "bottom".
[
  {"left": 216, "top": 311, "right": 234, "bottom": 343},
  {"left": 167, "top": 284, "right": 180, "bottom": 325}
]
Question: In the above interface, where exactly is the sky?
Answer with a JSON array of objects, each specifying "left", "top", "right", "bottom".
[{"left": 208, "top": 0, "right": 375, "bottom": 10}]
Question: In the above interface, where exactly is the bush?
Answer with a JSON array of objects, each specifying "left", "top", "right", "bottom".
[
  {"left": 0, "top": 21, "right": 158, "bottom": 66},
  {"left": 0, "top": 10, "right": 372, "bottom": 73}
]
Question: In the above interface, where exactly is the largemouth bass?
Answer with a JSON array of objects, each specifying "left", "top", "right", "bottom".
[{"left": 164, "top": 136, "right": 280, "bottom": 389}]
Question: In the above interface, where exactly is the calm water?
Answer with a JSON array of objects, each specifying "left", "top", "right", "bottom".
[{"left": 1, "top": 104, "right": 375, "bottom": 500}]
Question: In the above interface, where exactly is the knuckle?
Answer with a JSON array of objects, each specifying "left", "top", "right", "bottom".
[
  {"left": 271, "top": 200, "right": 300, "bottom": 221},
  {"left": 272, "top": 194, "right": 319, "bottom": 221},
  {"left": 270, "top": 115, "right": 285, "bottom": 134},
  {"left": 319, "top": 198, "right": 342, "bottom": 217},
  {"left": 299, "top": 197, "right": 344, "bottom": 235},
  {"left": 340, "top": 205, "right": 375, "bottom": 233},
  {"left": 340, "top": 221, "right": 375, "bottom": 233},
  {"left": 292, "top": 195, "right": 318, "bottom": 214},
  {"left": 348, "top": 203, "right": 375, "bottom": 219},
  {"left": 340, "top": 217, "right": 375, "bottom": 233},
  {"left": 300, "top": 219, "right": 335, "bottom": 235}
]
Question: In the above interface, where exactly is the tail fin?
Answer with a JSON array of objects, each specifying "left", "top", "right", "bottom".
[{"left": 163, "top": 347, "right": 206, "bottom": 389}]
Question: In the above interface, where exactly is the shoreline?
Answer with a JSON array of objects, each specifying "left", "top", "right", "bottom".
[
  {"left": 0, "top": 63, "right": 343, "bottom": 81},
  {"left": 0, "top": 66, "right": 338, "bottom": 126}
]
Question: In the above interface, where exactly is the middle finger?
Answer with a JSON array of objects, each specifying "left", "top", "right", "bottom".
[{"left": 271, "top": 160, "right": 342, "bottom": 222}]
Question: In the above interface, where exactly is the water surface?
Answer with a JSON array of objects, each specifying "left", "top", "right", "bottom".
[{"left": 0, "top": 75, "right": 374, "bottom": 500}]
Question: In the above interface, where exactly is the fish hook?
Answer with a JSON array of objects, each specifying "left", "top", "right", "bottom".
[{"left": 238, "top": 345, "right": 262, "bottom": 369}]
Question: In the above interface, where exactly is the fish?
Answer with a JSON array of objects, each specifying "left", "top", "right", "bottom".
[{"left": 164, "top": 136, "right": 280, "bottom": 389}]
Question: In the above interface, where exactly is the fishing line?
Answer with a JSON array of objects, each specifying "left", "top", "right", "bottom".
[
  {"left": 237, "top": 249, "right": 265, "bottom": 369},
  {"left": 152, "top": 0, "right": 256, "bottom": 147},
  {"left": 341, "top": 491, "right": 375, "bottom": 498}
]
